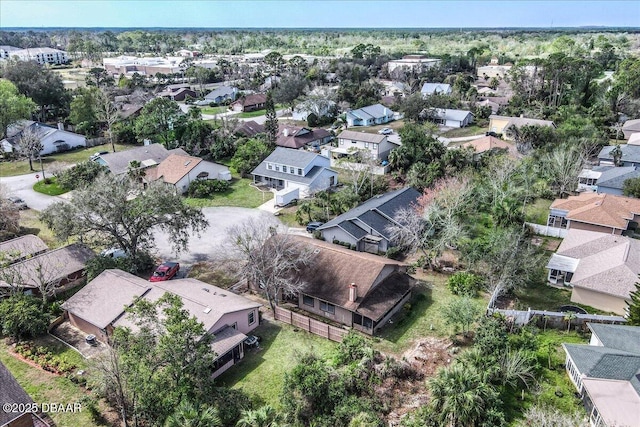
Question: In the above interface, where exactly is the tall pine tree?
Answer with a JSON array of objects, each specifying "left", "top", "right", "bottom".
[
  {"left": 626, "top": 279, "right": 640, "bottom": 326},
  {"left": 265, "top": 90, "right": 278, "bottom": 148}
]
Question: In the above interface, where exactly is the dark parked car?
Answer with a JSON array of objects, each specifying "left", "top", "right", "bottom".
[
  {"left": 306, "top": 221, "right": 324, "bottom": 233},
  {"left": 150, "top": 261, "right": 180, "bottom": 282},
  {"left": 7, "top": 196, "right": 28, "bottom": 210}
]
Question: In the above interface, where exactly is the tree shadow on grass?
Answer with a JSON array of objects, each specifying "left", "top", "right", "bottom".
[{"left": 376, "top": 282, "right": 434, "bottom": 344}]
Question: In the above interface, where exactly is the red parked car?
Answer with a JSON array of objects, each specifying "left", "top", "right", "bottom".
[{"left": 149, "top": 262, "right": 180, "bottom": 282}]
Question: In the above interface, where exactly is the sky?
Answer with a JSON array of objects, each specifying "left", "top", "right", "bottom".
[{"left": 1, "top": 0, "right": 639, "bottom": 29}]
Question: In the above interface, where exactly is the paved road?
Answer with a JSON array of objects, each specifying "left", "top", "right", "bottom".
[
  {"left": 0, "top": 172, "right": 66, "bottom": 211},
  {"left": 152, "top": 206, "right": 281, "bottom": 265}
]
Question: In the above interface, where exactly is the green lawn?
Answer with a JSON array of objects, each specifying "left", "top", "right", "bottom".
[
  {"left": 237, "top": 104, "right": 285, "bottom": 118},
  {"left": 185, "top": 177, "right": 272, "bottom": 208},
  {"left": 19, "top": 210, "right": 60, "bottom": 248},
  {"left": 0, "top": 143, "right": 133, "bottom": 177},
  {"left": 197, "top": 105, "right": 229, "bottom": 115},
  {"left": 525, "top": 198, "right": 553, "bottom": 225},
  {"left": 441, "top": 124, "right": 488, "bottom": 138},
  {"left": 0, "top": 337, "right": 107, "bottom": 427},
  {"left": 375, "top": 271, "right": 488, "bottom": 355},
  {"left": 215, "top": 319, "right": 336, "bottom": 408},
  {"left": 33, "top": 177, "right": 69, "bottom": 196}
]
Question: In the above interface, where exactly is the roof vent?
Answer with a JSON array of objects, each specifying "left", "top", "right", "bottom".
[
  {"left": 220, "top": 294, "right": 227, "bottom": 297},
  {"left": 203, "top": 307, "right": 211, "bottom": 314},
  {"left": 184, "top": 160, "right": 191, "bottom": 166}
]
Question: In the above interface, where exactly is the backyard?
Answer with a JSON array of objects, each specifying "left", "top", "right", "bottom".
[
  {"left": 441, "top": 124, "right": 488, "bottom": 138},
  {"left": 0, "top": 335, "right": 114, "bottom": 427},
  {"left": 18, "top": 209, "right": 59, "bottom": 248},
  {"left": 185, "top": 176, "right": 273, "bottom": 208}
]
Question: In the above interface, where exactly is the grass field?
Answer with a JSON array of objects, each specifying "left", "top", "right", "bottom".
[
  {"left": 0, "top": 336, "right": 108, "bottom": 427},
  {"left": 375, "top": 271, "right": 487, "bottom": 355},
  {"left": 0, "top": 143, "right": 133, "bottom": 177},
  {"left": 441, "top": 124, "right": 488, "bottom": 138},
  {"left": 19, "top": 210, "right": 59, "bottom": 248},
  {"left": 185, "top": 177, "right": 272, "bottom": 208},
  {"left": 197, "top": 105, "right": 229, "bottom": 115},
  {"left": 215, "top": 319, "right": 336, "bottom": 408},
  {"left": 33, "top": 177, "right": 69, "bottom": 196},
  {"left": 525, "top": 198, "right": 553, "bottom": 225}
]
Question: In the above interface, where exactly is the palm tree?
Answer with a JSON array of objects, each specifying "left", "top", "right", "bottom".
[
  {"left": 236, "top": 405, "right": 280, "bottom": 427},
  {"left": 564, "top": 311, "right": 577, "bottom": 333},
  {"left": 427, "top": 364, "right": 498, "bottom": 427},
  {"left": 165, "top": 401, "right": 221, "bottom": 427}
]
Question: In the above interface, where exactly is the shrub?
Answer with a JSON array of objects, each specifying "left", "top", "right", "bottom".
[
  {"left": 57, "top": 160, "right": 106, "bottom": 190},
  {"left": 386, "top": 246, "right": 402, "bottom": 260},
  {"left": 187, "top": 179, "right": 231, "bottom": 198},
  {"left": 447, "top": 272, "right": 484, "bottom": 297}
]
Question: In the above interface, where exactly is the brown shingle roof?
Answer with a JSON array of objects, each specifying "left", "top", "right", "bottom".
[
  {"left": 295, "top": 237, "right": 413, "bottom": 321},
  {"left": 0, "top": 234, "right": 48, "bottom": 264},
  {"left": 276, "top": 125, "right": 331, "bottom": 149},
  {"left": 0, "top": 361, "right": 34, "bottom": 426},
  {"left": 550, "top": 193, "right": 640, "bottom": 230},
  {"left": 146, "top": 153, "right": 202, "bottom": 184},
  {"left": 233, "top": 93, "right": 267, "bottom": 108},
  {"left": 1, "top": 243, "right": 94, "bottom": 290}
]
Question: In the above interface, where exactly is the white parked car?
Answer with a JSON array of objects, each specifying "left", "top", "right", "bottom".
[
  {"left": 378, "top": 127, "right": 393, "bottom": 135},
  {"left": 100, "top": 247, "right": 127, "bottom": 259}
]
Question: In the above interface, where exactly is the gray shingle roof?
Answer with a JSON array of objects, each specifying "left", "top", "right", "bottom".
[
  {"left": 319, "top": 187, "right": 421, "bottom": 241},
  {"left": 205, "top": 86, "right": 237, "bottom": 100},
  {"left": 0, "top": 361, "right": 33, "bottom": 426},
  {"left": 598, "top": 145, "right": 640, "bottom": 164},
  {"left": 98, "top": 144, "right": 190, "bottom": 175},
  {"left": 433, "top": 108, "right": 473, "bottom": 122},
  {"left": 261, "top": 147, "right": 321, "bottom": 168},
  {"left": 589, "top": 323, "right": 640, "bottom": 354},
  {"left": 337, "top": 130, "right": 386, "bottom": 144},
  {"left": 421, "top": 83, "right": 451, "bottom": 94},
  {"left": 348, "top": 104, "right": 392, "bottom": 120}
]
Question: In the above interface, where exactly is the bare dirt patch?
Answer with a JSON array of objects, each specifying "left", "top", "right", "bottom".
[{"left": 381, "top": 336, "right": 454, "bottom": 425}]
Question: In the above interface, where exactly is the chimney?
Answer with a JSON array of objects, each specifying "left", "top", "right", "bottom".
[
  {"left": 348, "top": 283, "right": 357, "bottom": 303},
  {"left": 519, "top": 114, "right": 524, "bottom": 118},
  {"left": 57, "top": 122, "right": 64, "bottom": 131}
]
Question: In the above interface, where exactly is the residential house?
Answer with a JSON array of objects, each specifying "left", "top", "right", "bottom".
[
  {"left": 144, "top": 153, "right": 231, "bottom": 194},
  {"left": 259, "top": 76, "right": 281, "bottom": 92},
  {"left": 204, "top": 86, "right": 239, "bottom": 104},
  {"left": 475, "top": 98, "right": 501, "bottom": 114},
  {"left": 329, "top": 130, "right": 398, "bottom": 162},
  {"left": 598, "top": 144, "right": 640, "bottom": 168},
  {"left": 317, "top": 187, "right": 422, "bottom": 254},
  {"left": 381, "top": 81, "right": 408, "bottom": 97},
  {"left": 9, "top": 47, "right": 68, "bottom": 65},
  {"left": 488, "top": 115, "right": 555, "bottom": 138},
  {"left": 294, "top": 237, "right": 414, "bottom": 334},
  {"left": 0, "top": 235, "right": 48, "bottom": 265},
  {"left": 158, "top": 87, "right": 197, "bottom": 102},
  {"left": 0, "top": 361, "right": 52, "bottom": 427},
  {"left": 61, "top": 269, "right": 261, "bottom": 378},
  {"left": 0, "top": 243, "right": 94, "bottom": 298},
  {"left": 230, "top": 94, "right": 267, "bottom": 112},
  {"left": 622, "top": 118, "right": 640, "bottom": 140},
  {"left": 1, "top": 121, "right": 86, "bottom": 156},
  {"left": 546, "top": 229, "right": 640, "bottom": 314},
  {"left": 562, "top": 323, "right": 640, "bottom": 427},
  {"left": 0, "top": 45, "right": 20, "bottom": 60},
  {"left": 460, "top": 135, "right": 518, "bottom": 158},
  {"left": 577, "top": 166, "right": 640, "bottom": 196},
  {"left": 547, "top": 193, "right": 640, "bottom": 235},
  {"left": 251, "top": 147, "right": 337, "bottom": 197},
  {"left": 95, "top": 143, "right": 188, "bottom": 175},
  {"left": 477, "top": 65, "right": 512, "bottom": 79},
  {"left": 292, "top": 100, "right": 336, "bottom": 121},
  {"left": 346, "top": 104, "right": 395, "bottom": 127},
  {"left": 234, "top": 120, "right": 265, "bottom": 138},
  {"left": 117, "top": 103, "right": 144, "bottom": 120},
  {"left": 428, "top": 108, "right": 473, "bottom": 128},
  {"left": 420, "top": 83, "right": 452, "bottom": 97},
  {"left": 276, "top": 125, "right": 332, "bottom": 150},
  {"left": 386, "top": 55, "right": 440, "bottom": 73}
]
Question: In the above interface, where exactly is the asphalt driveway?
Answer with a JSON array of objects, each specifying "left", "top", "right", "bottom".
[
  {"left": 0, "top": 171, "right": 67, "bottom": 211},
  {"left": 151, "top": 207, "right": 281, "bottom": 265}
]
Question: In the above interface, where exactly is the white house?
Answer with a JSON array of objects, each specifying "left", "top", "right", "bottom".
[
  {"left": 346, "top": 104, "right": 394, "bottom": 127},
  {"left": 10, "top": 47, "right": 68, "bottom": 65},
  {"left": 251, "top": 147, "right": 337, "bottom": 198},
  {"left": 420, "top": 83, "right": 452, "bottom": 96},
  {"left": 1, "top": 121, "right": 86, "bottom": 156},
  {"left": 145, "top": 153, "right": 231, "bottom": 194},
  {"left": 429, "top": 108, "right": 474, "bottom": 128},
  {"left": 330, "top": 130, "right": 397, "bottom": 161}
]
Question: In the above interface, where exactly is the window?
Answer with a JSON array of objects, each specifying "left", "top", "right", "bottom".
[
  {"left": 267, "top": 163, "right": 273, "bottom": 170},
  {"left": 351, "top": 140, "right": 357, "bottom": 144},
  {"left": 303, "top": 295, "right": 314, "bottom": 307},
  {"left": 275, "top": 165, "right": 280, "bottom": 172},
  {"left": 364, "top": 142, "right": 369, "bottom": 148},
  {"left": 340, "top": 140, "right": 344, "bottom": 146},
  {"left": 248, "top": 311, "right": 255, "bottom": 325},
  {"left": 319, "top": 300, "right": 335, "bottom": 314},
  {"left": 297, "top": 168, "right": 302, "bottom": 175}
]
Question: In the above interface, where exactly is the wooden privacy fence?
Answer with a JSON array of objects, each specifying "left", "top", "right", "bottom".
[{"left": 274, "top": 306, "right": 348, "bottom": 342}]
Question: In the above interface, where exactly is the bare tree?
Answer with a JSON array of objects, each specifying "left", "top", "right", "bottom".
[
  {"left": 1, "top": 247, "right": 65, "bottom": 304},
  {"left": 0, "top": 184, "right": 20, "bottom": 239},
  {"left": 95, "top": 89, "right": 119, "bottom": 152},
  {"left": 541, "top": 144, "right": 586, "bottom": 198},
  {"left": 334, "top": 147, "right": 379, "bottom": 199},
  {"left": 17, "top": 126, "right": 44, "bottom": 172},
  {"left": 226, "top": 217, "right": 314, "bottom": 312}
]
